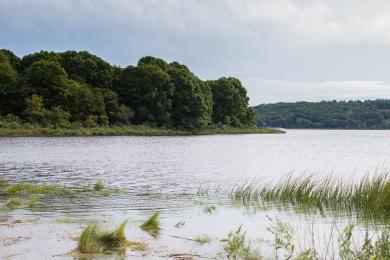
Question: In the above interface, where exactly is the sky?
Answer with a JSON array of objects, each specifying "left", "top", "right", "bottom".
[{"left": 1, "top": 0, "right": 390, "bottom": 105}]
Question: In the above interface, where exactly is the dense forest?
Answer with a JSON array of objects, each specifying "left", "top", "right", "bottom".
[
  {"left": 0, "top": 49, "right": 255, "bottom": 130},
  {"left": 254, "top": 100, "right": 390, "bottom": 129}
]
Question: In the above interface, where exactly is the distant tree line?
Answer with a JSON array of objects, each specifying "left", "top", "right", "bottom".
[
  {"left": 0, "top": 49, "right": 255, "bottom": 129},
  {"left": 254, "top": 100, "right": 390, "bottom": 129}
]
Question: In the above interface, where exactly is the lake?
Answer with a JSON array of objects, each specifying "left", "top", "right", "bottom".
[{"left": 1, "top": 130, "right": 390, "bottom": 259}]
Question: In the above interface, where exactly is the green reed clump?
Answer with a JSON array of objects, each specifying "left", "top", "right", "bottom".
[
  {"left": 231, "top": 173, "right": 390, "bottom": 219},
  {"left": 140, "top": 211, "right": 161, "bottom": 238},
  {"left": 93, "top": 180, "right": 104, "bottom": 191},
  {"left": 77, "top": 221, "right": 145, "bottom": 254},
  {"left": 203, "top": 205, "right": 216, "bottom": 214}
]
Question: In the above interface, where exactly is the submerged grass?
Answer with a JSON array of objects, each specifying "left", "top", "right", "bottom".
[
  {"left": 77, "top": 221, "right": 146, "bottom": 255},
  {"left": 140, "top": 211, "right": 161, "bottom": 238},
  {"left": 231, "top": 173, "right": 390, "bottom": 220}
]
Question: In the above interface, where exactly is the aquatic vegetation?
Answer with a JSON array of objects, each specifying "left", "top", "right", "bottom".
[
  {"left": 336, "top": 224, "right": 390, "bottom": 260},
  {"left": 0, "top": 125, "right": 284, "bottom": 137},
  {"left": 27, "top": 197, "right": 39, "bottom": 208},
  {"left": 194, "top": 235, "right": 211, "bottom": 245},
  {"left": 6, "top": 182, "right": 60, "bottom": 195},
  {"left": 6, "top": 198, "right": 21, "bottom": 209},
  {"left": 96, "top": 190, "right": 111, "bottom": 197},
  {"left": 203, "top": 205, "right": 216, "bottom": 214},
  {"left": 77, "top": 221, "right": 146, "bottom": 254},
  {"left": 140, "top": 211, "right": 161, "bottom": 238},
  {"left": 93, "top": 180, "right": 104, "bottom": 191},
  {"left": 0, "top": 179, "right": 9, "bottom": 188},
  {"left": 267, "top": 217, "right": 295, "bottom": 259},
  {"left": 221, "top": 226, "right": 261, "bottom": 260},
  {"left": 231, "top": 173, "right": 390, "bottom": 220}
]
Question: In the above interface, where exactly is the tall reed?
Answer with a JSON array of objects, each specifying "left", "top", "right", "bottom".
[{"left": 231, "top": 173, "right": 390, "bottom": 219}]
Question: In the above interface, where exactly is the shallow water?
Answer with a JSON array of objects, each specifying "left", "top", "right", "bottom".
[{"left": 1, "top": 130, "right": 390, "bottom": 259}]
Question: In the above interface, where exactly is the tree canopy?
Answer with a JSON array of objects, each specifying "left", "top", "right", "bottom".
[
  {"left": 254, "top": 100, "right": 390, "bottom": 129},
  {"left": 0, "top": 49, "right": 255, "bottom": 129}
]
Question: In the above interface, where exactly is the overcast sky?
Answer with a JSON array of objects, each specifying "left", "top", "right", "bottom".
[{"left": 1, "top": 0, "right": 390, "bottom": 105}]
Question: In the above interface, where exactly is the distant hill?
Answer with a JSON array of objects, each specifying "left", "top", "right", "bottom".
[{"left": 253, "top": 100, "right": 390, "bottom": 129}]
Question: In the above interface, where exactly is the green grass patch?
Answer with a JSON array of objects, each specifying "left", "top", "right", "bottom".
[
  {"left": 0, "top": 125, "right": 284, "bottom": 137},
  {"left": 203, "top": 205, "right": 216, "bottom": 214},
  {"left": 93, "top": 180, "right": 104, "bottom": 191},
  {"left": 6, "top": 198, "right": 21, "bottom": 209},
  {"left": 140, "top": 211, "right": 161, "bottom": 238},
  {"left": 194, "top": 235, "right": 211, "bottom": 245},
  {"left": 231, "top": 173, "right": 390, "bottom": 220},
  {"left": 77, "top": 221, "right": 146, "bottom": 255}
]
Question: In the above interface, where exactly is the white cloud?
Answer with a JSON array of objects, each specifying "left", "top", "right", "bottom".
[{"left": 2, "top": 0, "right": 390, "bottom": 103}]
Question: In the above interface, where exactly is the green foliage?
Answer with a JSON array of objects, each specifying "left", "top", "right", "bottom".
[
  {"left": 0, "top": 49, "right": 256, "bottom": 130},
  {"left": 46, "top": 106, "right": 70, "bottom": 128},
  {"left": 23, "top": 95, "right": 46, "bottom": 123},
  {"left": 254, "top": 100, "right": 390, "bottom": 129},
  {"left": 59, "top": 50, "right": 113, "bottom": 89},
  {"left": 140, "top": 211, "right": 161, "bottom": 238},
  {"left": 0, "top": 49, "right": 21, "bottom": 70},
  {"left": 117, "top": 64, "right": 173, "bottom": 127},
  {"left": 22, "top": 60, "right": 70, "bottom": 108},
  {"left": 0, "top": 53, "right": 18, "bottom": 116},
  {"left": 209, "top": 77, "right": 255, "bottom": 128},
  {"left": 169, "top": 62, "right": 213, "bottom": 129}
]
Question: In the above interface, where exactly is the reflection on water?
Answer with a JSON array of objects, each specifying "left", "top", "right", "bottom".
[{"left": 1, "top": 130, "right": 390, "bottom": 258}]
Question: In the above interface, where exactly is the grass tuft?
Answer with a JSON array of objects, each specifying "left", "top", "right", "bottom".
[
  {"left": 77, "top": 221, "right": 146, "bottom": 255},
  {"left": 93, "top": 180, "right": 104, "bottom": 191},
  {"left": 203, "top": 205, "right": 216, "bottom": 214},
  {"left": 140, "top": 211, "right": 161, "bottom": 238},
  {"left": 222, "top": 226, "right": 261, "bottom": 260},
  {"left": 6, "top": 198, "right": 21, "bottom": 209},
  {"left": 194, "top": 235, "right": 211, "bottom": 245}
]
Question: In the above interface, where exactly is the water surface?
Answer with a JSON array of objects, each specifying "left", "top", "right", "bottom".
[{"left": 1, "top": 130, "right": 390, "bottom": 259}]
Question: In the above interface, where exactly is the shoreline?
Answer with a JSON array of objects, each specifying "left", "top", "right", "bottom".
[{"left": 0, "top": 126, "right": 285, "bottom": 137}]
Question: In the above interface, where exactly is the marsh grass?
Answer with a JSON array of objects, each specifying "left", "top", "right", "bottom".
[
  {"left": 0, "top": 125, "right": 284, "bottom": 137},
  {"left": 77, "top": 221, "right": 146, "bottom": 255},
  {"left": 203, "top": 205, "right": 216, "bottom": 214},
  {"left": 194, "top": 235, "right": 211, "bottom": 245},
  {"left": 231, "top": 173, "right": 390, "bottom": 220},
  {"left": 6, "top": 198, "right": 21, "bottom": 209},
  {"left": 140, "top": 211, "right": 161, "bottom": 238},
  {"left": 27, "top": 197, "right": 39, "bottom": 208},
  {"left": 93, "top": 181, "right": 104, "bottom": 191},
  {"left": 5, "top": 183, "right": 61, "bottom": 195}
]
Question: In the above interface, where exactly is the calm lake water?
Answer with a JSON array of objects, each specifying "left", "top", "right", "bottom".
[{"left": 1, "top": 130, "right": 390, "bottom": 259}]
